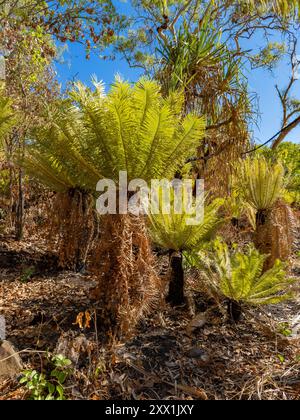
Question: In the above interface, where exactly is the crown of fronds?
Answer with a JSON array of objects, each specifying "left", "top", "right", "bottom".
[
  {"left": 148, "top": 196, "right": 223, "bottom": 252},
  {"left": 22, "top": 78, "right": 206, "bottom": 193},
  {"left": 190, "top": 239, "right": 294, "bottom": 305},
  {"left": 232, "top": 156, "right": 285, "bottom": 211}
]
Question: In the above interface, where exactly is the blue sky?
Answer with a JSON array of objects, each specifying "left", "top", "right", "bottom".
[{"left": 55, "top": 31, "right": 300, "bottom": 146}]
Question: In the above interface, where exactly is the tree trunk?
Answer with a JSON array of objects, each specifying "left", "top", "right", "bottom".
[
  {"left": 15, "top": 168, "right": 24, "bottom": 241},
  {"left": 92, "top": 214, "right": 159, "bottom": 338},
  {"left": 166, "top": 250, "right": 186, "bottom": 307},
  {"left": 8, "top": 160, "right": 14, "bottom": 230},
  {"left": 255, "top": 202, "right": 295, "bottom": 271},
  {"left": 227, "top": 300, "right": 242, "bottom": 323}
]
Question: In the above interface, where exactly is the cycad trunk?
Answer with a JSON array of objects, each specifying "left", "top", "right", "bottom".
[
  {"left": 92, "top": 214, "right": 159, "bottom": 338},
  {"left": 227, "top": 300, "right": 242, "bottom": 323},
  {"left": 167, "top": 250, "right": 186, "bottom": 307},
  {"left": 50, "top": 189, "right": 95, "bottom": 271},
  {"left": 255, "top": 200, "right": 295, "bottom": 270}
]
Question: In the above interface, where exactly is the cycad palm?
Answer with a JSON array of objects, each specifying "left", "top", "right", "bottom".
[
  {"left": 232, "top": 156, "right": 287, "bottom": 267},
  {"left": 69, "top": 77, "right": 206, "bottom": 181},
  {"left": 23, "top": 77, "right": 206, "bottom": 335},
  {"left": 149, "top": 197, "right": 222, "bottom": 306},
  {"left": 191, "top": 239, "right": 294, "bottom": 321},
  {"left": 24, "top": 78, "right": 205, "bottom": 188},
  {"left": 21, "top": 102, "right": 101, "bottom": 270},
  {"left": 233, "top": 157, "right": 285, "bottom": 218}
]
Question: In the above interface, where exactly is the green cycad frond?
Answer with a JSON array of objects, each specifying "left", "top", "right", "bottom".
[
  {"left": 74, "top": 77, "right": 206, "bottom": 182},
  {"left": 21, "top": 151, "right": 76, "bottom": 193},
  {"left": 0, "top": 96, "right": 15, "bottom": 148},
  {"left": 149, "top": 197, "right": 223, "bottom": 252},
  {"left": 23, "top": 78, "right": 206, "bottom": 193},
  {"left": 192, "top": 239, "right": 295, "bottom": 306},
  {"left": 233, "top": 157, "right": 285, "bottom": 211},
  {"left": 23, "top": 104, "right": 102, "bottom": 193}
]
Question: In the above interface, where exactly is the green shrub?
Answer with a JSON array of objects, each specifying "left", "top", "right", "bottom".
[{"left": 187, "top": 239, "right": 295, "bottom": 321}]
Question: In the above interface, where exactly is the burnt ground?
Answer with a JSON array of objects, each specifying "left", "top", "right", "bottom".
[{"left": 0, "top": 235, "right": 300, "bottom": 400}]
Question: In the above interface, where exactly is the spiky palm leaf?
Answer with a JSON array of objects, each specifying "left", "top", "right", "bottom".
[
  {"left": 23, "top": 78, "right": 206, "bottom": 192},
  {"left": 191, "top": 239, "right": 295, "bottom": 306},
  {"left": 148, "top": 197, "right": 223, "bottom": 252},
  {"left": 22, "top": 102, "right": 102, "bottom": 193},
  {"left": 157, "top": 15, "right": 228, "bottom": 94},
  {"left": 233, "top": 157, "right": 285, "bottom": 212},
  {"left": 72, "top": 77, "right": 206, "bottom": 182}
]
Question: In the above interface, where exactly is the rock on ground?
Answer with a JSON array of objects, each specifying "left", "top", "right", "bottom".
[{"left": 0, "top": 340, "right": 23, "bottom": 378}]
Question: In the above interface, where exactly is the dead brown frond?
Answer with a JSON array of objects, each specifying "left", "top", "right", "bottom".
[
  {"left": 48, "top": 189, "right": 96, "bottom": 271},
  {"left": 91, "top": 214, "right": 161, "bottom": 338}
]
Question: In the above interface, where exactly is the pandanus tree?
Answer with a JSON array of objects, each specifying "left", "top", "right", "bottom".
[
  {"left": 23, "top": 78, "right": 206, "bottom": 336},
  {"left": 148, "top": 197, "right": 222, "bottom": 306}
]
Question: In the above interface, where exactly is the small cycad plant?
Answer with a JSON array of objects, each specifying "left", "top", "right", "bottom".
[
  {"left": 149, "top": 195, "right": 223, "bottom": 306},
  {"left": 232, "top": 156, "right": 285, "bottom": 224},
  {"left": 232, "top": 156, "right": 291, "bottom": 268},
  {"left": 188, "top": 239, "right": 295, "bottom": 322}
]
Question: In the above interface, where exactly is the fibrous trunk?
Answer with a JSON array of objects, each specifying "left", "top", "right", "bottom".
[
  {"left": 92, "top": 214, "right": 160, "bottom": 338},
  {"left": 255, "top": 200, "right": 295, "bottom": 270},
  {"left": 166, "top": 250, "right": 186, "bottom": 307},
  {"left": 50, "top": 189, "right": 95, "bottom": 271}
]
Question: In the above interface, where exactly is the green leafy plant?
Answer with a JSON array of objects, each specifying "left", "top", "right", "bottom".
[
  {"left": 0, "top": 95, "right": 15, "bottom": 148},
  {"left": 232, "top": 156, "right": 288, "bottom": 267},
  {"left": 189, "top": 239, "right": 295, "bottom": 322},
  {"left": 258, "top": 143, "right": 300, "bottom": 206},
  {"left": 149, "top": 195, "right": 223, "bottom": 306},
  {"left": 20, "top": 267, "right": 35, "bottom": 283},
  {"left": 277, "top": 322, "right": 293, "bottom": 337},
  {"left": 233, "top": 156, "right": 285, "bottom": 217},
  {"left": 277, "top": 354, "right": 285, "bottom": 364},
  {"left": 19, "top": 354, "right": 72, "bottom": 400}
]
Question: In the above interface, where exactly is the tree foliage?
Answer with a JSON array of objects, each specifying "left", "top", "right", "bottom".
[
  {"left": 0, "top": 94, "right": 14, "bottom": 147},
  {"left": 0, "top": 0, "right": 125, "bottom": 54}
]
